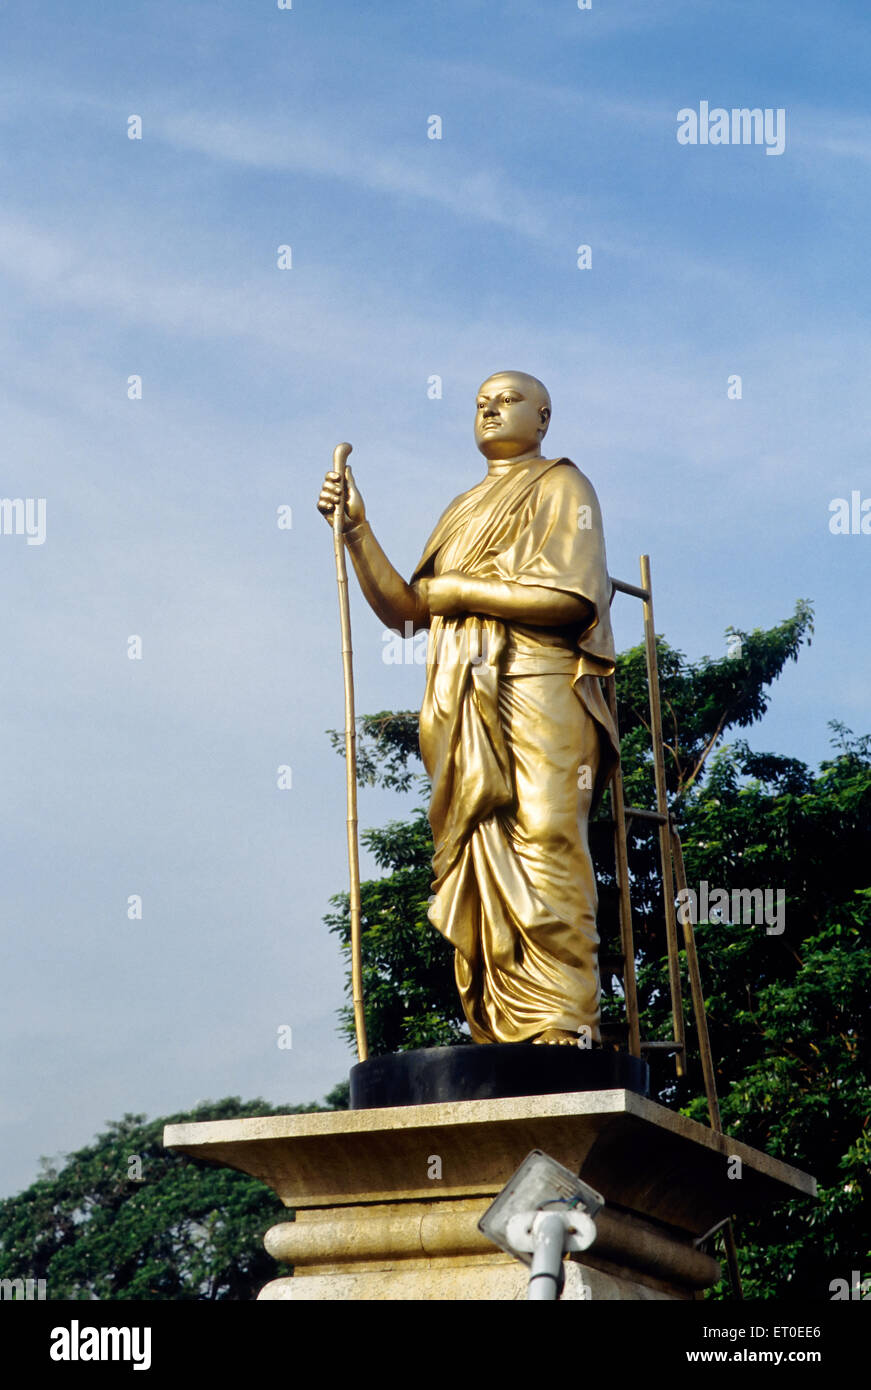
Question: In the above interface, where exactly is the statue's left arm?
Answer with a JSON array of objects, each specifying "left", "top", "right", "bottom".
[{"left": 420, "top": 573, "right": 592, "bottom": 626}]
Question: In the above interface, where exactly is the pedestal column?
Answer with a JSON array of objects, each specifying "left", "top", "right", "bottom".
[{"left": 164, "top": 1088, "right": 815, "bottom": 1301}]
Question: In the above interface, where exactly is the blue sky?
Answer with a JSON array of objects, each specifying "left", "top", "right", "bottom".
[{"left": 0, "top": 0, "right": 868, "bottom": 1196}]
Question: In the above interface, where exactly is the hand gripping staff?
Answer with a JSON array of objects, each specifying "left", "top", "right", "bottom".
[{"left": 330, "top": 442, "right": 368, "bottom": 1062}]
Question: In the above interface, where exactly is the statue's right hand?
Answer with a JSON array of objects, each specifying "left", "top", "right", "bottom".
[{"left": 317, "top": 465, "right": 366, "bottom": 529}]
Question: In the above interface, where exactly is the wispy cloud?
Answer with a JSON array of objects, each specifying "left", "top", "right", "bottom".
[
  {"left": 794, "top": 112, "right": 871, "bottom": 164},
  {"left": 159, "top": 109, "right": 563, "bottom": 246}
]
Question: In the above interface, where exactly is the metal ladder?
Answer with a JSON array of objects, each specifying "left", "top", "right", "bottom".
[{"left": 602, "top": 554, "right": 742, "bottom": 1298}]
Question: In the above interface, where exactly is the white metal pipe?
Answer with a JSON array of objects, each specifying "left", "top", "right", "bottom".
[{"left": 527, "top": 1212, "right": 567, "bottom": 1300}]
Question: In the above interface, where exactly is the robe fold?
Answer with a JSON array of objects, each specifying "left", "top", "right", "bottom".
[{"left": 411, "top": 456, "right": 619, "bottom": 1043}]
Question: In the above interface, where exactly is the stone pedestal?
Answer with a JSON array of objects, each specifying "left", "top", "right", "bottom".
[{"left": 163, "top": 1088, "right": 815, "bottom": 1301}]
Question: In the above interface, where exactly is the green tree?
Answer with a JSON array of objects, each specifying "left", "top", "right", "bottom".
[
  {"left": 668, "top": 728, "right": 871, "bottom": 1299},
  {"left": 325, "top": 601, "right": 871, "bottom": 1298},
  {"left": 0, "top": 1090, "right": 345, "bottom": 1301}
]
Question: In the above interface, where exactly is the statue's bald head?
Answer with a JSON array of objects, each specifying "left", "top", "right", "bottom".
[
  {"left": 478, "top": 371, "right": 551, "bottom": 418},
  {"left": 474, "top": 371, "right": 552, "bottom": 460}
]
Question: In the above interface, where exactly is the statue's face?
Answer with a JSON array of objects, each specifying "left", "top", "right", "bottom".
[{"left": 474, "top": 373, "right": 550, "bottom": 460}]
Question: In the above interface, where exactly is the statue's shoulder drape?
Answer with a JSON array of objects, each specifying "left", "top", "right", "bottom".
[{"left": 412, "top": 456, "right": 619, "bottom": 799}]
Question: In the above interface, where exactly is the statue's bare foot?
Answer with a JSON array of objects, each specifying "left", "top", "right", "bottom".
[{"left": 533, "top": 1028, "right": 580, "bottom": 1045}]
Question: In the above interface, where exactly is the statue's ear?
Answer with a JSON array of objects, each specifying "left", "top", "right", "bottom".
[{"left": 539, "top": 406, "right": 551, "bottom": 431}]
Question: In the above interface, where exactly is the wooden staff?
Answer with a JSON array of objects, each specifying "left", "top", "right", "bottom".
[{"left": 330, "top": 442, "right": 368, "bottom": 1062}]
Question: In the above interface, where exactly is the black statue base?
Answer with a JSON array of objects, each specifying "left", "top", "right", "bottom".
[{"left": 350, "top": 1042, "right": 648, "bottom": 1110}]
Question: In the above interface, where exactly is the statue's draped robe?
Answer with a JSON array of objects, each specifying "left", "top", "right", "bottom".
[{"left": 412, "top": 457, "right": 619, "bottom": 1043}]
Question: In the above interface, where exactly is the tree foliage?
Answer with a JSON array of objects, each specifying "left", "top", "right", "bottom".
[
  {"left": 671, "top": 727, "right": 871, "bottom": 1298},
  {"left": 0, "top": 1089, "right": 346, "bottom": 1301}
]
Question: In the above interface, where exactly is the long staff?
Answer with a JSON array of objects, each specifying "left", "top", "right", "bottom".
[{"left": 330, "top": 442, "right": 368, "bottom": 1062}]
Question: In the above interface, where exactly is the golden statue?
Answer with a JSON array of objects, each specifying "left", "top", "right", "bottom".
[{"left": 317, "top": 372, "right": 618, "bottom": 1046}]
